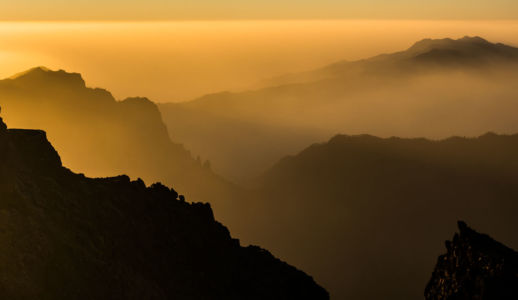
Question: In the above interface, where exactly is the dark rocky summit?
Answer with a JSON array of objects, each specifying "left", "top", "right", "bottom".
[
  {"left": 0, "top": 116, "right": 328, "bottom": 299},
  {"left": 425, "top": 221, "right": 518, "bottom": 300}
]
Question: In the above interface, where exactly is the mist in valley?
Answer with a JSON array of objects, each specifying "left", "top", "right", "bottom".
[
  {"left": 161, "top": 37, "right": 518, "bottom": 299},
  {"left": 161, "top": 37, "right": 518, "bottom": 181}
]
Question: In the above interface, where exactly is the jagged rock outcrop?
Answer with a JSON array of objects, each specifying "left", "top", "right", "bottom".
[
  {"left": 0, "top": 116, "right": 328, "bottom": 299},
  {"left": 425, "top": 221, "right": 518, "bottom": 300}
]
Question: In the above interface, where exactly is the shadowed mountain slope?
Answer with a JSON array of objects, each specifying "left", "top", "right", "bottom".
[
  {"left": 245, "top": 132, "right": 518, "bottom": 299},
  {"left": 159, "top": 36, "right": 518, "bottom": 181},
  {"left": 0, "top": 116, "right": 328, "bottom": 299},
  {"left": 0, "top": 67, "right": 240, "bottom": 223},
  {"left": 426, "top": 221, "right": 518, "bottom": 299}
]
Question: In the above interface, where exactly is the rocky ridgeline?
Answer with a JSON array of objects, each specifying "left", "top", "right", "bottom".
[
  {"left": 0, "top": 116, "right": 328, "bottom": 299},
  {"left": 425, "top": 221, "right": 518, "bottom": 299}
]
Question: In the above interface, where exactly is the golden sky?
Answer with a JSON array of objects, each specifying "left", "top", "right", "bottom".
[
  {"left": 1, "top": 1, "right": 518, "bottom": 101},
  {"left": 1, "top": 20, "right": 518, "bottom": 102},
  {"left": 1, "top": 0, "right": 518, "bottom": 20}
]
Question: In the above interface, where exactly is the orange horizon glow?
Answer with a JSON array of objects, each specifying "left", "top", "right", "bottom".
[{"left": 1, "top": 20, "right": 518, "bottom": 102}]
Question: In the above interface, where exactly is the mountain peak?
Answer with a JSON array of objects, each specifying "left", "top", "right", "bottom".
[
  {"left": 408, "top": 36, "right": 491, "bottom": 53},
  {"left": 7, "top": 66, "right": 86, "bottom": 89},
  {"left": 121, "top": 96, "right": 155, "bottom": 107},
  {"left": 8, "top": 66, "right": 51, "bottom": 79},
  {"left": 458, "top": 35, "right": 490, "bottom": 44},
  {"left": 402, "top": 36, "right": 518, "bottom": 65},
  {"left": 425, "top": 221, "right": 518, "bottom": 299}
]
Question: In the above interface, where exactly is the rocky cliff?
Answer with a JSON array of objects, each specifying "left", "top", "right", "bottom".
[
  {"left": 0, "top": 116, "right": 328, "bottom": 299},
  {"left": 0, "top": 67, "right": 235, "bottom": 216},
  {"left": 425, "top": 221, "right": 518, "bottom": 300}
]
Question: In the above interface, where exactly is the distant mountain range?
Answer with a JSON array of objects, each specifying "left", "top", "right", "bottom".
[
  {"left": 263, "top": 36, "right": 518, "bottom": 86},
  {"left": 0, "top": 116, "right": 328, "bottom": 299},
  {"left": 202, "top": 36, "right": 518, "bottom": 96},
  {"left": 159, "top": 36, "right": 518, "bottom": 181}
]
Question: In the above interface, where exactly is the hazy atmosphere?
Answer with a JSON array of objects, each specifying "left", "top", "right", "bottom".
[
  {"left": 1, "top": 21, "right": 518, "bottom": 101},
  {"left": 1, "top": 0, "right": 518, "bottom": 299}
]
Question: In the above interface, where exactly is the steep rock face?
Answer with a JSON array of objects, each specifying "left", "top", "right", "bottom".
[
  {"left": 425, "top": 222, "right": 518, "bottom": 300},
  {"left": 0, "top": 117, "right": 328, "bottom": 299},
  {"left": 0, "top": 67, "right": 239, "bottom": 225}
]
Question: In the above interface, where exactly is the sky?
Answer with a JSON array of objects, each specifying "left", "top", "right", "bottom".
[
  {"left": 1, "top": 1, "right": 518, "bottom": 102},
  {"left": 1, "top": 0, "right": 518, "bottom": 20}
]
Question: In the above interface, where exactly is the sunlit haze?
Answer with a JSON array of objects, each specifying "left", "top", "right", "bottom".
[
  {"left": 1, "top": 20, "right": 518, "bottom": 102},
  {"left": 2, "top": 1, "right": 518, "bottom": 299}
]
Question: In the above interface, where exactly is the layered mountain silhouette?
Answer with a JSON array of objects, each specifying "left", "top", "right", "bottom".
[
  {"left": 262, "top": 36, "right": 518, "bottom": 86},
  {"left": 0, "top": 115, "right": 328, "bottom": 299},
  {"left": 426, "top": 221, "right": 518, "bottom": 299},
  {"left": 246, "top": 133, "right": 518, "bottom": 299},
  {"left": 3, "top": 36, "right": 518, "bottom": 299},
  {"left": 159, "top": 36, "right": 518, "bottom": 180},
  {"left": 0, "top": 67, "right": 242, "bottom": 223}
]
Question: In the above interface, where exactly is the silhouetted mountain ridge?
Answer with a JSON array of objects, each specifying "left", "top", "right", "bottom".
[
  {"left": 425, "top": 221, "right": 518, "bottom": 299},
  {"left": 408, "top": 36, "right": 511, "bottom": 56},
  {"left": 6, "top": 66, "right": 91, "bottom": 93},
  {"left": 247, "top": 132, "right": 518, "bottom": 299},
  {"left": 325, "top": 36, "right": 518, "bottom": 74},
  {"left": 267, "top": 132, "right": 518, "bottom": 179},
  {"left": 0, "top": 116, "right": 328, "bottom": 299},
  {"left": 0, "top": 67, "right": 240, "bottom": 222},
  {"left": 159, "top": 36, "right": 518, "bottom": 181}
]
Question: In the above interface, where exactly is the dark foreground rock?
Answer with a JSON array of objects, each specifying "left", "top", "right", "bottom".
[
  {"left": 0, "top": 117, "right": 328, "bottom": 299},
  {"left": 425, "top": 221, "right": 518, "bottom": 300}
]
